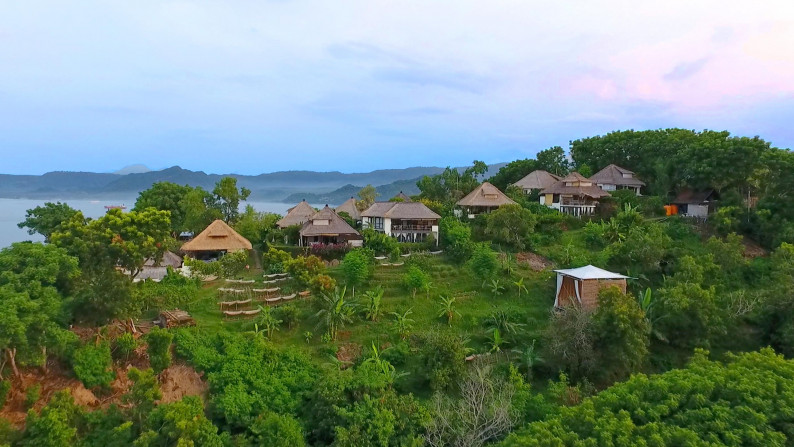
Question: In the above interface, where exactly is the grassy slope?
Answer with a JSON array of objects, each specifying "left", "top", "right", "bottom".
[{"left": 182, "top": 255, "right": 556, "bottom": 364}]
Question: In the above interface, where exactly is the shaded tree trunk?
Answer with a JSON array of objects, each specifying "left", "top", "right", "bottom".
[{"left": 6, "top": 348, "right": 19, "bottom": 377}]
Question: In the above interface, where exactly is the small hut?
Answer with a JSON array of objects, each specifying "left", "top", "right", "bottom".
[
  {"left": 300, "top": 205, "right": 363, "bottom": 247},
  {"left": 512, "top": 170, "right": 561, "bottom": 194},
  {"left": 181, "top": 220, "right": 252, "bottom": 260},
  {"left": 335, "top": 197, "right": 361, "bottom": 222},
  {"left": 671, "top": 189, "right": 719, "bottom": 218},
  {"left": 276, "top": 200, "right": 316, "bottom": 229},
  {"left": 553, "top": 265, "right": 630, "bottom": 310},
  {"left": 456, "top": 182, "right": 516, "bottom": 218},
  {"left": 135, "top": 251, "right": 184, "bottom": 282}
]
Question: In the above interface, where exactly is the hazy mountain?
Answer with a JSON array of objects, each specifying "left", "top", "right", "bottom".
[
  {"left": 0, "top": 163, "right": 506, "bottom": 201},
  {"left": 282, "top": 178, "right": 422, "bottom": 206},
  {"left": 113, "top": 164, "right": 151, "bottom": 175},
  {"left": 0, "top": 165, "right": 448, "bottom": 200}
]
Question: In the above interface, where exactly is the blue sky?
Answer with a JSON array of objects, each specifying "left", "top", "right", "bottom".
[{"left": 1, "top": 1, "right": 793, "bottom": 175}]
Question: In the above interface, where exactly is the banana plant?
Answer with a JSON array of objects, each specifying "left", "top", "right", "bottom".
[{"left": 437, "top": 295, "right": 461, "bottom": 325}]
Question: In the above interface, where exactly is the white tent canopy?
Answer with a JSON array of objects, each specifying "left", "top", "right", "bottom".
[{"left": 553, "top": 265, "right": 630, "bottom": 280}]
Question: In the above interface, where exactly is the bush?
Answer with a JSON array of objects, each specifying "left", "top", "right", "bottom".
[
  {"left": 439, "top": 217, "right": 474, "bottom": 263},
  {"left": 114, "top": 332, "right": 138, "bottom": 360},
  {"left": 71, "top": 341, "right": 115, "bottom": 389},
  {"left": 415, "top": 331, "right": 468, "bottom": 392},
  {"left": 25, "top": 384, "right": 41, "bottom": 409},
  {"left": 402, "top": 266, "right": 431, "bottom": 299},
  {"left": 220, "top": 249, "right": 249, "bottom": 277},
  {"left": 310, "top": 274, "right": 337, "bottom": 293},
  {"left": 285, "top": 255, "right": 326, "bottom": 288},
  {"left": 249, "top": 412, "right": 306, "bottom": 447},
  {"left": 263, "top": 247, "right": 292, "bottom": 273},
  {"left": 146, "top": 327, "right": 174, "bottom": 373},
  {"left": 361, "top": 228, "right": 399, "bottom": 255},
  {"left": 0, "top": 381, "right": 10, "bottom": 409},
  {"left": 309, "top": 243, "right": 350, "bottom": 260},
  {"left": 275, "top": 304, "right": 300, "bottom": 329},
  {"left": 467, "top": 244, "right": 498, "bottom": 283},
  {"left": 341, "top": 249, "right": 375, "bottom": 290}
]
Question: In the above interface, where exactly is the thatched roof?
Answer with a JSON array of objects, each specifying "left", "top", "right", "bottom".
[
  {"left": 512, "top": 170, "right": 561, "bottom": 190},
  {"left": 361, "top": 202, "right": 441, "bottom": 220},
  {"left": 300, "top": 206, "right": 361, "bottom": 237},
  {"left": 391, "top": 191, "right": 413, "bottom": 202},
  {"left": 589, "top": 164, "right": 645, "bottom": 187},
  {"left": 276, "top": 200, "right": 315, "bottom": 228},
  {"left": 335, "top": 197, "right": 361, "bottom": 220},
  {"left": 540, "top": 172, "right": 611, "bottom": 199},
  {"left": 181, "top": 220, "right": 252, "bottom": 252},
  {"left": 672, "top": 189, "right": 718, "bottom": 204},
  {"left": 144, "top": 251, "right": 183, "bottom": 268},
  {"left": 456, "top": 182, "right": 516, "bottom": 208}
]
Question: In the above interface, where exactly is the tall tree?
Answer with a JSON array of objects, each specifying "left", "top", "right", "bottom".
[
  {"left": 134, "top": 182, "right": 193, "bottom": 234},
  {"left": 357, "top": 184, "right": 379, "bottom": 211},
  {"left": 0, "top": 243, "right": 79, "bottom": 377},
  {"left": 212, "top": 177, "right": 251, "bottom": 223},
  {"left": 535, "top": 146, "right": 570, "bottom": 176},
  {"left": 18, "top": 202, "right": 79, "bottom": 242},
  {"left": 489, "top": 159, "right": 539, "bottom": 191},
  {"left": 180, "top": 186, "right": 222, "bottom": 234}
]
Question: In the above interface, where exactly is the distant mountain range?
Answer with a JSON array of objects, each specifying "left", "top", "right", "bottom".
[{"left": 0, "top": 164, "right": 505, "bottom": 203}]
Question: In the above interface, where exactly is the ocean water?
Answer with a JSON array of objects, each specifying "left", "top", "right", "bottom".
[{"left": 0, "top": 198, "right": 296, "bottom": 248}]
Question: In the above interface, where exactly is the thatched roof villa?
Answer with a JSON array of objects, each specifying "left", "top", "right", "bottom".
[
  {"left": 276, "top": 200, "right": 316, "bottom": 229},
  {"left": 456, "top": 181, "right": 516, "bottom": 218},
  {"left": 300, "top": 205, "right": 362, "bottom": 247},
  {"left": 181, "top": 220, "right": 252, "bottom": 259}
]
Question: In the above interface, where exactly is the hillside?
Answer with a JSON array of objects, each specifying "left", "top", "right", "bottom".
[{"left": 0, "top": 165, "right": 451, "bottom": 201}]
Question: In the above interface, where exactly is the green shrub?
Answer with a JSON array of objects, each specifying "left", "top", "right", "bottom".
[
  {"left": 25, "top": 384, "right": 41, "bottom": 409},
  {"left": 249, "top": 412, "right": 306, "bottom": 447},
  {"left": 114, "top": 332, "right": 138, "bottom": 360},
  {"left": 0, "top": 380, "right": 10, "bottom": 409},
  {"left": 146, "top": 327, "right": 174, "bottom": 373},
  {"left": 275, "top": 304, "right": 300, "bottom": 329},
  {"left": 72, "top": 341, "right": 115, "bottom": 389},
  {"left": 220, "top": 249, "right": 249, "bottom": 277}
]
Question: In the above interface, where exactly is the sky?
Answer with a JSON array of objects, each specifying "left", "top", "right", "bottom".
[{"left": 1, "top": 1, "right": 793, "bottom": 175}]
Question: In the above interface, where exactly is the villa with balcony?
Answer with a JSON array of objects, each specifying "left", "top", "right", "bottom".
[
  {"left": 456, "top": 181, "right": 516, "bottom": 218},
  {"left": 539, "top": 172, "right": 611, "bottom": 216},
  {"left": 589, "top": 164, "right": 645, "bottom": 194},
  {"left": 361, "top": 201, "right": 441, "bottom": 244}
]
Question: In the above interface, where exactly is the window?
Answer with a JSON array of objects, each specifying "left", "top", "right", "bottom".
[{"left": 374, "top": 217, "right": 384, "bottom": 230}]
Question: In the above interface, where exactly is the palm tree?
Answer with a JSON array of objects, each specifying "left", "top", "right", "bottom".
[
  {"left": 315, "top": 286, "right": 356, "bottom": 341},
  {"left": 511, "top": 339, "right": 544, "bottom": 380},
  {"left": 437, "top": 295, "right": 461, "bottom": 325},
  {"left": 256, "top": 305, "right": 282, "bottom": 339},
  {"left": 512, "top": 277, "right": 528, "bottom": 299},
  {"left": 363, "top": 286, "right": 384, "bottom": 322},
  {"left": 391, "top": 308, "right": 415, "bottom": 340}
]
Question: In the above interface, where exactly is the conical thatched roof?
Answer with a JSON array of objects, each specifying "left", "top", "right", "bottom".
[
  {"left": 391, "top": 191, "right": 413, "bottom": 202},
  {"left": 276, "top": 200, "right": 316, "bottom": 228},
  {"left": 513, "top": 170, "right": 561, "bottom": 190},
  {"left": 181, "top": 220, "right": 252, "bottom": 252},
  {"left": 335, "top": 197, "right": 361, "bottom": 220},
  {"left": 300, "top": 206, "right": 361, "bottom": 237},
  {"left": 456, "top": 182, "right": 516, "bottom": 208}
]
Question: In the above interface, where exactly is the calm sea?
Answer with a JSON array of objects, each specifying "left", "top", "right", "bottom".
[{"left": 0, "top": 198, "right": 296, "bottom": 248}]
